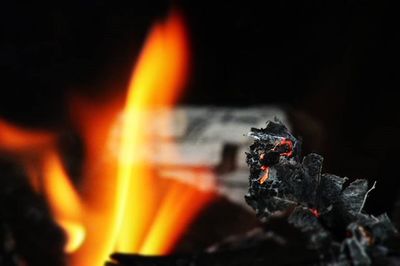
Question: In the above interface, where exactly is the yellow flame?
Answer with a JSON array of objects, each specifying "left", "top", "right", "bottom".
[
  {"left": 42, "top": 151, "right": 85, "bottom": 253},
  {"left": 140, "top": 171, "right": 214, "bottom": 254},
  {"left": 58, "top": 220, "right": 86, "bottom": 253},
  {"left": 114, "top": 10, "right": 190, "bottom": 252}
]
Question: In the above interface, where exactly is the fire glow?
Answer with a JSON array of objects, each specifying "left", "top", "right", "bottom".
[{"left": 0, "top": 11, "right": 215, "bottom": 266}]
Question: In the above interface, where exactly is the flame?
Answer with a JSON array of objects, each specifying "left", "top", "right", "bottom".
[
  {"left": 42, "top": 151, "right": 85, "bottom": 253},
  {"left": 0, "top": 119, "right": 55, "bottom": 192},
  {"left": 140, "top": 168, "right": 215, "bottom": 254},
  {"left": 0, "top": 119, "right": 54, "bottom": 153},
  {"left": 0, "top": 10, "right": 215, "bottom": 266},
  {"left": 115, "top": 10, "right": 190, "bottom": 253}
]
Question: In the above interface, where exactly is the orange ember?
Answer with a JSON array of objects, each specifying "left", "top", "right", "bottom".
[
  {"left": 0, "top": 10, "right": 215, "bottom": 266},
  {"left": 259, "top": 166, "right": 270, "bottom": 184},
  {"left": 276, "top": 139, "right": 293, "bottom": 157}
]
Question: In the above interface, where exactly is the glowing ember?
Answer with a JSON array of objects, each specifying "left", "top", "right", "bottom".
[
  {"left": 259, "top": 166, "right": 270, "bottom": 184},
  {"left": 258, "top": 138, "right": 293, "bottom": 185},
  {"left": 275, "top": 139, "right": 293, "bottom": 157},
  {"left": 309, "top": 208, "right": 320, "bottom": 218},
  {"left": 0, "top": 10, "right": 215, "bottom": 266}
]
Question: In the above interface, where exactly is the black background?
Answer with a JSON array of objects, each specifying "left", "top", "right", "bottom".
[{"left": 1, "top": 1, "right": 399, "bottom": 217}]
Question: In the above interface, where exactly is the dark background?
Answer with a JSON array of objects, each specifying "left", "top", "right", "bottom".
[{"left": 1, "top": 1, "right": 399, "bottom": 219}]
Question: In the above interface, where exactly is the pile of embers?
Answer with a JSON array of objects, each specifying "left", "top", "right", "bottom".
[{"left": 109, "top": 121, "right": 400, "bottom": 266}]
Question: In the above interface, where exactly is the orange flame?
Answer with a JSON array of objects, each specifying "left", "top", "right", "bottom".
[
  {"left": 42, "top": 151, "right": 85, "bottom": 253},
  {"left": 0, "top": 119, "right": 54, "bottom": 153},
  {"left": 0, "top": 10, "right": 215, "bottom": 266}
]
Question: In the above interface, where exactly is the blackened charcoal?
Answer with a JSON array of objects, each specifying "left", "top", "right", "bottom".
[
  {"left": 273, "top": 162, "right": 305, "bottom": 201},
  {"left": 288, "top": 207, "right": 320, "bottom": 232},
  {"left": 370, "top": 214, "right": 398, "bottom": 243},
  {"left": 288, "top": 206, "right": 331, "bottom": 249},
  {"left": 340, "top": 179, "right": 369, "bottom": 215},
  {"left": 248, "top": 121, "right": 301, "bottom": 161},
  {"left": 260, "top": 150, "right": 280, "bottom": 165},
  {"left": 299, "top": 153, "right": 323, "bottom": 204},
  {"left": 245, "top": 120, "right": 398, "bottom": 265},
  {"left": 302, "top": 153, "right": 323, "bottom": 185},
  {"left": 318, "top": 174, "right": 347, "bottom": 211},
  {"left": 340, "top": 237, "right": 371, "bottom": 266},
  {"left": 297, "top": 153, "right": 323, "bottom": 207}
]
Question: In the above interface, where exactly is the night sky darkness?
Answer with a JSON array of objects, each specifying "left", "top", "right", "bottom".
[{"left": 1, "top": 1, "right": 399, "bottom": 217}]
